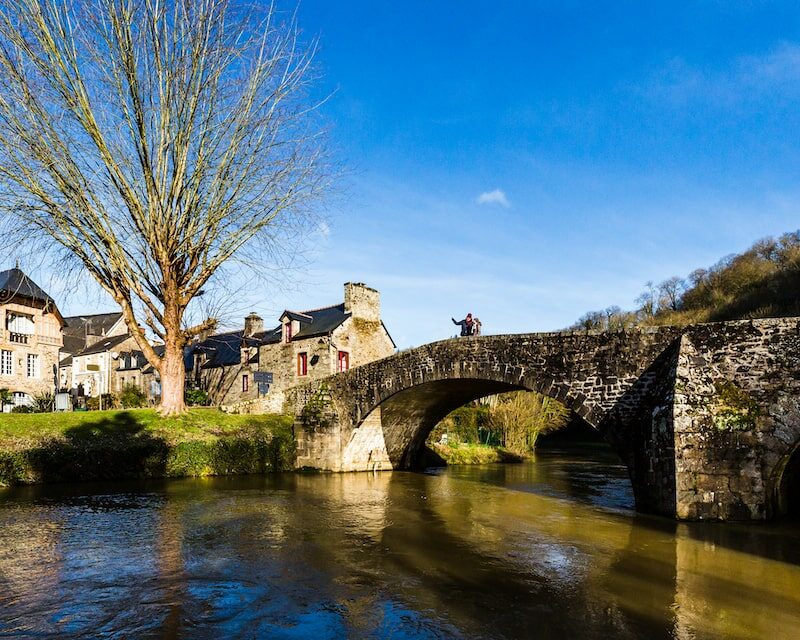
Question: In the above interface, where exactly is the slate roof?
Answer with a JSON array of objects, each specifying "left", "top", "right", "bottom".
[
  {"left": 196, "top": 327, "right": 281, "bottom": 369},
  {"left": 0, "top": 267, "right": 64, "bottom": 323},
  {"left": 292, "top": 303, "right": 350, "bottom": 339},
  {"left": 63, "top": 312, "right": 123, "bottom": 338},
  {"left": 75, "top": 333, "right": 132, "bottom": 357},
  {"left": 280, "top": 310, "right": 312, "bottom": 323},
  {"left": 61, "top": 334, "right": 86, "bottom": 356},
  {"left": 0, "top": 267, "right": 56, "bottom": 305},
  {"left": 61, "top": 312, "right": 124, "bottom": 355}
]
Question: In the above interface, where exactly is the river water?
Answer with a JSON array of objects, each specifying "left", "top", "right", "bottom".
[{"left": 1, "top": 444, "right": 799, "bottom": 639}]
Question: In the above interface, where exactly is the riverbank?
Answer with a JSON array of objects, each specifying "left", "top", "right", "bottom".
[
  {"left": 0, "top": 409, "right": 295, "bottom": 486},
  {"left": 431, "top": 442, "right": 525, "bottom": 465}
]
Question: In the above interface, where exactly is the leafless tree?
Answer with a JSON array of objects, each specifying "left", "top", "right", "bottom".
[
  {"left": 0, "top": 0, "right": 327, "bottom": 413},
  {"left": 658, "top": 276, "right": 686, "bottom": 313},
  {"left": 635, "top": 280, "right": 657, "bottom": 319}
]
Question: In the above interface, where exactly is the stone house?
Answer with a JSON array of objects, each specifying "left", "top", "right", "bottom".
[
  {"left": 58, "top": 312, "right": 125, "bottom": 392},
  {"left": 194, "top": 282, "right": 395, "bottom": 410},
  {"left": 0, "top": 267, "right": 64, "bottom": 407},
  {"left": 69, "top": 332, "right": 144, "bottom": 398},
  {"left": 59, "top": 312, "right": 160, "bottom": 400}
]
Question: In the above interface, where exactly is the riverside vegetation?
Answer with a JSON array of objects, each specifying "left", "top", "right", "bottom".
[
  {"left": 0, "top": 409, "right": 295, "bottom": 486},
  {"left": 428, "top": 392, "right": 571, "bottom": 464}
]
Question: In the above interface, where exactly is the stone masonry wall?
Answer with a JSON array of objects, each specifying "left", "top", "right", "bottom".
[{"left": 672, "top": 318, "right": 800, "bottom": 520}]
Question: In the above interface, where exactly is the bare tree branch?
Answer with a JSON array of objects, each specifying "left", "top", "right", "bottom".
[{"left": 0, "top": 0, "right": 328, "bottom": 413}]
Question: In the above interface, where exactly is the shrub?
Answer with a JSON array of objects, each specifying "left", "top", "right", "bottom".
[
  {"left": 11, "top": 405, "right": 33, "bottom": 413},
  {"left": 86, "top": 394, "right": 118, "bottom": 411},
  {"left": 185, "top": 388, "right": 209, "bottom": 406},
  {"left": 489, "top": 391, "right": 570, "bottom": 453},
  {"left": 119, "top": 384, "right": 148, "bottom": 409},
  {"left": 31, "top": 392, "right": 55, "bottom": 413}
]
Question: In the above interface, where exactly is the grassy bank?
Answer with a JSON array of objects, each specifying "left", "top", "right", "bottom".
[
  {"left": 0, "top": 409, "right": 295, "bottom": 486},
  {"left": 432, "top": 442, "right": 525, "bottom": 465}
]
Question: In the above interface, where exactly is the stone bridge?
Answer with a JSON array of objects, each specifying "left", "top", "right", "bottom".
[{"left": 287, "top": 318, "right": 800, "bottom": 521}]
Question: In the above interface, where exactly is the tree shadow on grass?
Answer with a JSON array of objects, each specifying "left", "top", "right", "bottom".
[
  {"left": 0, "top": 412, "right": 297, "bottom": 486},
  {"left": 18, "top": 412, "right": 171, "bottom": 484}
]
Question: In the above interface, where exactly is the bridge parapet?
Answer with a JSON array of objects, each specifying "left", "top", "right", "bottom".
[{"left": 287, "top": 318, "right": 800, "bottom": 521}]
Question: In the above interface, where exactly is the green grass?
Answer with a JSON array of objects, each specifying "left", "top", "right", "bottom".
[
  {"left": 432, "top": 442, "right": 525, "bottom": 465},
  {"left": 0, "top": 409, "right": 296, "bottom": 486}
]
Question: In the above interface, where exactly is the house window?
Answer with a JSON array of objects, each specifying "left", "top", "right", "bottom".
[
  {"left": 1, "top": 350, "right": 12, "bottom": 375},
  {"left": 285, "top": 322, "right": 293, "bottom": 343},
  {"left": 242, "top": 374, "right": 249, "bottom": 392},
  {"left": 119, "top": 376, "right": 125, "bottom": 390},
  {"left": 337, "top": 351, "right": 349, "bottom": 373},
  {"left": 6, "top": 313, "right": 33, "bottom": 344},
  {"left": 12, "top": 392, "right": 29, "bottom": 406},
  {"left": 26, "top": 354, "right": 39, "bottom": 378},
  {"left": 130, "top": 355, "right": 138, "bottom": 368},
  {"left": 297, "top": 352, "right": 308, "bottom": 376}
]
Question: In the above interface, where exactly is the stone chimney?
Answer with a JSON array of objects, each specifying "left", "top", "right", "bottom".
[
  {"left": 244, "top": 312, "right": 264, "bottom": 337},
  {"left": 343, "top": 282, "right": 380, "bottom": 322}
]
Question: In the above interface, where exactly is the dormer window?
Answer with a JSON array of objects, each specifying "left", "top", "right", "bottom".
[{"left": 284, "top": 322, "right": 293, "bottom": 343}]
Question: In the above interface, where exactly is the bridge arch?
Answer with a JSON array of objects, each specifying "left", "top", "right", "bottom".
[{"left": 350, "top": 372, "right": 605, "bottom": 472}]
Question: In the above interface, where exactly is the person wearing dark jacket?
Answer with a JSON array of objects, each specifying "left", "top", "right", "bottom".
[{"left": 452, "top": 313, "right": 474, "bottom": 336}]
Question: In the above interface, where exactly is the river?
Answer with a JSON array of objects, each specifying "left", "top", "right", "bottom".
[{"left": 1, "top": 444, "right": 799, "bottom": 639}]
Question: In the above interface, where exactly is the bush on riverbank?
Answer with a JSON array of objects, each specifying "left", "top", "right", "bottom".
[
  {"left": 0, "top": 409, "right": 295, "bottom": 486},
  {"left": 432, "top": 442, "right": 525, "bottom": 465}
]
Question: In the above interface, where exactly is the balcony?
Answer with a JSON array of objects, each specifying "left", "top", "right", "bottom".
[{"left": 1, "top": 330, "right": 62, "bottom": 347}]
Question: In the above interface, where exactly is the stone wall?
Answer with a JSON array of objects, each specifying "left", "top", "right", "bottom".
[{"left": 672, "top": 319, "right": 800, "bottom": 519}]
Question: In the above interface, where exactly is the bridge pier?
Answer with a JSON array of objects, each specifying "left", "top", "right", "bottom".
[{"left": 290, "top": 319, "right": 800, "bottom": 521}]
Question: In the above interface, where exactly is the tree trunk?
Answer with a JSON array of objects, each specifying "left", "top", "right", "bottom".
[{"left": 159, "top": 339, "right": 186, "bottom": 415}]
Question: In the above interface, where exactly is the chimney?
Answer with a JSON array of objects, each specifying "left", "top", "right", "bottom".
[
  {"left": 84, "top": 318, "right": 102, "bottom": 347},
  {"left": 343, "top": 282, "right": 380, "bottom": 322},
  {"left": 244, "top": 312, "right": 264, "bottom": 337}
]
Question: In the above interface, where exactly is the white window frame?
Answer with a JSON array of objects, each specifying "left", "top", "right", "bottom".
[
  {"left": 26, "top": 353, "right": 39, "bottom": 378},
  {"left": 1, "top": 350, "right": 12, "bottom": 376}
]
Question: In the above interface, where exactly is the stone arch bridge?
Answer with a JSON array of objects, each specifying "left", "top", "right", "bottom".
[{"left": 287, "top": 318, "right": 800, "bottom": 521}]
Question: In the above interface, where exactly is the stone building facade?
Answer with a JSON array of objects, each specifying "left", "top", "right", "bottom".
[
  {"left": 193, "top": 283, "right": 395, "bottom": 411},
  {"left": 0, "top": 268, "right": 64, "bottom": 407}
]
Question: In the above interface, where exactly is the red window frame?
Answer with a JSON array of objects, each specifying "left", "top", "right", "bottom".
[
  {"left": 297, "top": 352, "right": 308, "bottom": 376},
  {"left": 285, "top": 322, "right": 293, "bottom": 343},
  {"left": 337, "top": 350, "right": 349, "bottom": 373},
  {"left": 242, "top": 374, "right": 249, "bottom": 392}
]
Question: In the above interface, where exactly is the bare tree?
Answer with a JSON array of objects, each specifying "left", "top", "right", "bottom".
[
  {"left": 658, "top": 276, "right": 686, "bottom": 313},
  {"left": 635, "top": 280, "right": 657, "bottom": 319},
  {"left": 0, "top": 0, "right": 327, "bottom": 413}
]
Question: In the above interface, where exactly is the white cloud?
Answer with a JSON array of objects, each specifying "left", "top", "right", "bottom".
[{"left": 476, "top": 189, "right": 510, "bottom": 207}]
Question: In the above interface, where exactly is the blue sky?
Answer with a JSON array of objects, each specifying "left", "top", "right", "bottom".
[{"left": 57, "top": 1, "right": 800, "bottom": 348}]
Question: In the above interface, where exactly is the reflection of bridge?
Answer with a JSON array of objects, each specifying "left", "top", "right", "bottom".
[{"left": 287, "top": 318, "right": 800, "bottom": 521}]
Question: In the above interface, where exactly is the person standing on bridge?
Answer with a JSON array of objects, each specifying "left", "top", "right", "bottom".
[
  {"left": 472, "top": 317, "right": 482, "bottom": 336},
  {"left": 452, "top": 313, "right": 474, "bottom": 337}
]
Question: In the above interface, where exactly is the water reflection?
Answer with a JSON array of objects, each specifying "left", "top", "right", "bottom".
[{"left": 0, "top": 448, "right": 799, "bottom": 639}]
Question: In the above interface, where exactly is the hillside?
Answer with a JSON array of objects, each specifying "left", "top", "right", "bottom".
[{"left": 572, "top": 231, "right": 800, "bottom": 330}]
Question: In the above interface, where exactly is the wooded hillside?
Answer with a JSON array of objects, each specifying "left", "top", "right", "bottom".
[{"left": 572, "top": 231, "right": 800, "bottom": 330}]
